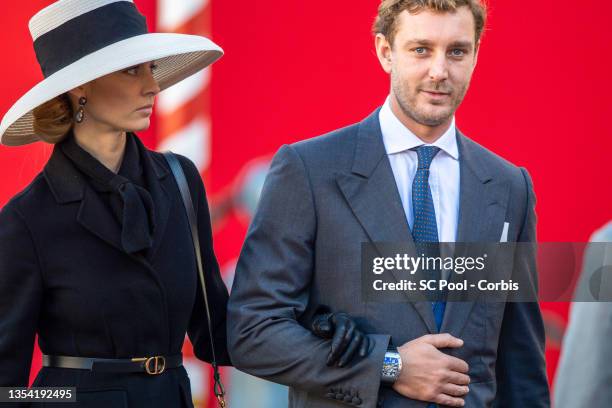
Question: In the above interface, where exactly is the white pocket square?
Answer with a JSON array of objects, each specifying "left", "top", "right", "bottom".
[{"left": 500, "top": 222, "right": 509, "bottom": 243}]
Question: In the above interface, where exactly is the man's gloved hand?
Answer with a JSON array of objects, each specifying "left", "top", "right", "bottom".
[{"left": 311, "top": 312, "right": 371, "bottom": 367}]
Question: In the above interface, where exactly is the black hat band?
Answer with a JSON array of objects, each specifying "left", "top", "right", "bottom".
[{"left": 33, "top": 1, "right": 148, "bottom": 78}]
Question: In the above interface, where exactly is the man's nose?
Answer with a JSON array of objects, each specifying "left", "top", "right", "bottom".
[{"left": 428, "top": 52, "right": 449, "bottom": 82}]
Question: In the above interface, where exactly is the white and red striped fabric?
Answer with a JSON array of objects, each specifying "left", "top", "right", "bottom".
[
  {"left": 156, "top": 0, "right": 212, "bottom": 174},
  {"left": 155, "top": 1, "right": 217, "bottom": 407}
]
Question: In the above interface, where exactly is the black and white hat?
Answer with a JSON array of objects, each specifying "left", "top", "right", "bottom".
[{"left": 0, "top": 0, "right": 223, "bottom": 146}]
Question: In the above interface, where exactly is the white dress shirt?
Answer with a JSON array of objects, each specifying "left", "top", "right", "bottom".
[{"left": 379, "top": 97, "right": 460, "bottom": 243}]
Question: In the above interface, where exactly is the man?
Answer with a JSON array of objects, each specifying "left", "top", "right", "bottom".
[
  {"left": 553, "top": 221, "right": 612, "bottom": 408},
  {"left": 227, "top": 0, "right": 550, "bottom": 407}
]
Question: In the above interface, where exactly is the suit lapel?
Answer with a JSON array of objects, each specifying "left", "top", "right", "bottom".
[
  {"left": 440, "top": 131, "right": 509, "bottom": 336},
  {"left": 336, "top": 109, "right": 438, "bottom": 333}
]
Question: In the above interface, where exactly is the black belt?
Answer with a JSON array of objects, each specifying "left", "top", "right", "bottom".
[{"left": 42, "top": 354, "right": 182, "bottom": 375}]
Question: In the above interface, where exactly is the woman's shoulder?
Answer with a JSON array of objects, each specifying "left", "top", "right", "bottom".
[
  {"left": 1, "top": 172, "right": 50, "bottom": 217},
  {"left": 148, "top": 149, "right": 203, "bottom": 189}
]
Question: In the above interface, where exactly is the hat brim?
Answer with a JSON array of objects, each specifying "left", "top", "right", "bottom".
[{"left": 1, "top": 33, "right": 223, "bottom": 146}]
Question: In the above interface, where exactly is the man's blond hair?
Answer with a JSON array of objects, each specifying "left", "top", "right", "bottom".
[{"left": 373, "top": 0, "right": 488, "bottom": 46}]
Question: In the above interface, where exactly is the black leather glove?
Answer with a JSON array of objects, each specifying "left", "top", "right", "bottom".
[{"left": 311, "top": 311, "right": 371, "bottom": 367}]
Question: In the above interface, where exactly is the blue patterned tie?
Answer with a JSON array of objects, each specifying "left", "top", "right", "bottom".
[
  {"left": 412, "top": 146, "right": 446, "bottom": 408},
  {"left": 411, "top": 146, "right": 446, "bottom": 331}
]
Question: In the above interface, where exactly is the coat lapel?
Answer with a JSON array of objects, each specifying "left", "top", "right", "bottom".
[
  {"left": 336, "top": 109, "right": 438, "bottom": 333},
  {"left": 76, "top": 185, "right": 124, "bottom": 252},
  {"left": 44, "top": 145, "right": 125, "bottom": 252},
  {"left": 43, "top": 136, "right": 174, "bottom": 261},
  {"left": 439, "top": 130, "right": 510, "bottom": 337},
  {"left": 144, "top": 152, "right": 173, "bottom": 261}
]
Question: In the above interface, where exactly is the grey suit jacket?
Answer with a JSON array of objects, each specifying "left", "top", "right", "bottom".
[
  {"left": 227, "top": 109, "right": 550, "bottom": 407},
  {"left": 553, "top": 221, "right": 612, "bottom": 408}
]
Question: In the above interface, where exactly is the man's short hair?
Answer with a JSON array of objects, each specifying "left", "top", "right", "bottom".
[{"left": 373, "top": 0, "right": 488, "bottom": 46}]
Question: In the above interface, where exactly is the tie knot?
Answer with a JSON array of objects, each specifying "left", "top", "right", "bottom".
[{"left": 414, "top": 146, "right": 440, "bottom": 170}]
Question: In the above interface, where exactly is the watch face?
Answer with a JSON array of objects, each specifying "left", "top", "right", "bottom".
[{"left": 382, "top": 354, "right": 401, "bottom": 382}]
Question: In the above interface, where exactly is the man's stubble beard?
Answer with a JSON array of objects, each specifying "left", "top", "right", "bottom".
[{"left": 391, "top": 65, "right": 470, "bottom": 127}]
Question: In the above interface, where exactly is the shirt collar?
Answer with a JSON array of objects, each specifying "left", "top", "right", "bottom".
[{"left": 379, "top": 96, "right": 459, "bottom": 160}]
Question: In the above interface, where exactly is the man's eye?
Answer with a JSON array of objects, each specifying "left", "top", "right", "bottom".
[
  {"left": 150, "top": 63, "right": 159, "bottom": 72},
  {"left": 124, "top": 67, "right": 138, "bottom": 75},
  {"left": 414, "top": 47, "right": 427, "bottom": 54},
  {"left": 450, "top": 49, "right": 466, "bottom": 57}
]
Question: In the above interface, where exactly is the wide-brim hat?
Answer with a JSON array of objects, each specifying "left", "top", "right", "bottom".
[{"left": 1, "top": 0, "right": 223, "bottom": 146}]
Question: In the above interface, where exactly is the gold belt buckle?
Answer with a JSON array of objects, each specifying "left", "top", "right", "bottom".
[{"left": 132, "top": 356, "right": 166, "bottom": 375}]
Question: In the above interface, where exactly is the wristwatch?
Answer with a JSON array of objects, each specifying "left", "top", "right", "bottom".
[{"left": 381, "top": 347, "right": 402, "bottom": 384}]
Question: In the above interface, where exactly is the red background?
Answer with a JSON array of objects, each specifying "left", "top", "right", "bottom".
[{"left": 1, "top": 0, "right": 611, "bottom": 393}]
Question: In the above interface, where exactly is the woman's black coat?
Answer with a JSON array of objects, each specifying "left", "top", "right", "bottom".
[{"left": 0, "top": 135, "right": 230, "bottom": 407}]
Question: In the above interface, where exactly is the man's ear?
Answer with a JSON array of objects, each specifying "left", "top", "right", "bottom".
[{"left": 375, "top": 33, "right": 393, "bottom": 74}]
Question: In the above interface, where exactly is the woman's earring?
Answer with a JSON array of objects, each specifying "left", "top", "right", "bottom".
[{"left": 75, "top": 96, "right": 87, "bottom": 123}]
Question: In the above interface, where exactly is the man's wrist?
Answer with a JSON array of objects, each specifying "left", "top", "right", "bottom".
[{"left": 381, "top": 346, "right": 402, "bottom": 384}]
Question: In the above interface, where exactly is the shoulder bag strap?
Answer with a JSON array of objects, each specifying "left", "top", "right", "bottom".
[{"left": 163, "top": 152, "right": 227, "bottom": 408}]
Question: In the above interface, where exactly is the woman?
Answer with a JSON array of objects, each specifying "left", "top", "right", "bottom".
[{"left": 0, "top": 1, "right": 367, "bottom": 406}]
